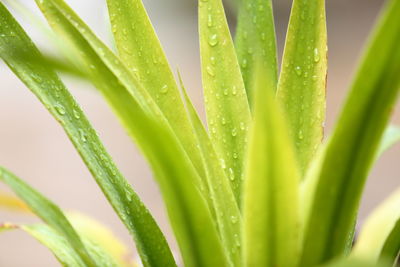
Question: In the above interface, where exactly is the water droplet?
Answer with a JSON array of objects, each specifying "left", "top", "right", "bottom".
[
  {"left": 208, "top": 34, "right": 219, "bottom": 47},
  {"left": 240, "top": 122, "right": 245, "bottom": 130},
  {"left": 221, "top": 117, "right": 226, "bottom": 125},
  {"left": 160, "top": 84, "right": 169, "bottom": 94},
  {"left": 55, "top": 104, "right": 66, "bottom": 115},
  {"left": 232, "top": 86, "right": 237, "bottom": 95},
  {"left": 223, "top": 88, "right": 229, "bottom": 96},
  {"left": 210, "top": 56, "right": 216, "bottom": 65},
  {"left": 207, "top": 14, "right": 213, "bottom": 27},
  {"left": 230, "top": 214, "right": 238, "bottom": 223},
  {"left": 30, "top": 73, "right": 43, "bottom": 83},
  {"left": 206, "top": 65, "right": 215, "bottom": 77},
  {"left": 79, "top": 129, "right": 87, "bottom": 142},
  {"left": 233, "top": 152, "right": 238, "bottom": 159},
  {"left": 241, "top": 59, "right": 248, "bottom": 68},
  {"left": 73, "top": 109, "right": 81, "bottom": 119},
  {"left": 220, "top": 158, "right": 226, "bottom": 169},
  {"left": 231, "top": 128, "right": 237, "bottom": 137},
  {"left": 261, "top": 32, "right": 266, "bottom": 40},
  {"left": 313, "top": 48, "right": 320, "bottom": 62},
  {"left": 295, "top": 66, "right": 302, "bottom": 76},
  {"left": 298, "top": 130, "right": 304, "bottom": 140}
]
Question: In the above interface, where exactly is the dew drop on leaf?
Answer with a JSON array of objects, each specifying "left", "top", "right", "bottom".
[
  {"left": 230, "top": 214, "right": 238, "bottom": 223},
  {"left": 231, "top": 128, "right": 237, "bottom": 137},
  {"left": 295, "top": 66, "right": 302, "bottom": 76},
  {"left": 55, "top": 104, "right": 66, "bottom": 115},
  {"left": 313, "top": 47, "right": 320, "bottom": 62},
  {"left": 208, "top": 33, "right": 219, "bottom": 47},
  {"left": 160, "top": 84, "right": 169, "bottom": 94}
]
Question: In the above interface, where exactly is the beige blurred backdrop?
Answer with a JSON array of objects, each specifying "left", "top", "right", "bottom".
[{"left": 0, "top": 0, "right": 398, "bottom": 266}]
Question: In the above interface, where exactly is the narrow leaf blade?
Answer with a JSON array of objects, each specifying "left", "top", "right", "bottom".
[
  {"left": 243, "top": 69, "right": 299, "bottom": 267},
  {"left": 353, "top": 188, "right": 400, "bottom": 264},
  {"left": 35, "top": 1, "right": 228, "bottom": 265},
  {"left": 277, "top": 0, "right": 327, "bottom": 173},
  {"left": 300, "top": 0, "right": 400, "bottom": 265},
  {"left": 179, "top": 74, "right": 241, "bottom": 267},
  {"left": 106, "top": 0, "right": 206, "bottom": 181},
  {"left": 0, "top": 167, "right": 95, "bottom": 266},
  {"left": 0, "top": 4, "right": 175, "bottom": 267},
  {"left": 235, "top": 0, "right": 278, "bottom": 106},
  {"left": 199, "top": 0, "right": 251, "bottom": 204},
  {"left": 377, "top": 125, "right": 400, "bottom": 157}
]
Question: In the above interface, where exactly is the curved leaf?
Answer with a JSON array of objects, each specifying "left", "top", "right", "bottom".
[
  {"left": 106, "top": 0, "right": 205, "bottom": 179},
  {"left": 1, "top": 223, "right": 120, "bottom": 267},
  {"left": 179, "top": 73, "right": 241, "bottom": 267},
  {"left": 300, "top": 0, "right": 400, "bottom": 265},
  {"left": 34, "top": 1, "right": 228, "bottom": 266},
  {"left": 377, "top": 125, "right": 400, "bottom": 157},
  {"left": 353, "top": 188, "right": 400, "bottom": 265},
  {"left": 243, "top": 69, "right": 299, "bottom": 267},
  {"left": 0, "top": 191, "right": 30, "bottom": 212},
  {"left": 235, "top": 0, "right": 278, "bottom": 107},
  {"left": 0, "top": 4, "right": 175, "bottom": 267},
  {"left": 199, "top": 0, "right": 251, "bottom": 204},
  {"left": 0, "top": 167, "right": 95, "bottom": 266},
  {"left": 276, "top": 0, "right": 327, "bottom": 174},
  {"left": 68, "top": 212, "right": 135, "bottom": 267}
]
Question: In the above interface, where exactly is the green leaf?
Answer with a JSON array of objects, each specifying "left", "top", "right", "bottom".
[
  {"left": 276, "top": 0, "right": 327, "bottom": 174},
  {"left": 199, "top": 0, "right": 251, "bottom": 204},
  {"left": 0, "top": 4, "right": 175, "bottom": 267},
  {"left": 1, "top": 223, "right": 121, "bottom": 267},
  {"left": 106, "top": 0, "right": 205, "bottom": 180},
  {"left": 179, "top": 73, "right": 241, "bottom": 267},
  {"left": 67, "top": 212, "right": 136, "bottom": 267},
  {"left": 105, "top": 0, "right": 203, "bottom": 166},
  {"left": 377, "top": 125, "right": 400, "bottom": 157},
  {"left": 0, "top": 167, "right": 95, "bottom": 266},
  {"left": 320, "top": 257, "right": 391, "bottom": 267},
  {"left": 243, "top": 68, "right": 300, "bottom": 267},
  {"left": 34, "top": 1, "right": 228, "bottom": 266},
  {"left": 353, "top": 188, "right": 400, "bottom": 265},
  {"left": 300, "top": 0, "right": 400, "bottom": 265},
  {"left": 234, "top": 0, "right": 278, "bottom": 107}
]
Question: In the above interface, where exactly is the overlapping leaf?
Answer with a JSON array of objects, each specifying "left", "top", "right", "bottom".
[
  {"left": 235, "top": 0, "right": 278, "bottom": 107},
  {"left": 353, "top": 188, "right": 400, "bottom": 265},
  {"left": 0, "top": 167, "right": 95, "bottom": 266},
  {"left": 106, "top": 0, "right": 205, "bottom": 180},
  {"left": 243, "top": 69, "right": 299, "bottom": 267},
  {"left": 300, "top": 0, "right": 400, "bottom": 265},
  {"left": 34, "top": 0, "right": 228, "bottom": 266},
  {"left": 0, "top": 4, "right": 175, "bottom": 266},
  {"left": 199, "top": 0, "right": 251, "bottom": 204},
  {"left": 179, "top": 73, "right": 241, "bottom": 267},
  {"left": 277, "top": 0, "right": 328, "bottom": 174}
]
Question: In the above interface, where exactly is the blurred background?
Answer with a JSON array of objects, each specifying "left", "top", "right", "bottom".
[{"left": 0, "top": 0, "right": 398, "bottom": 266}]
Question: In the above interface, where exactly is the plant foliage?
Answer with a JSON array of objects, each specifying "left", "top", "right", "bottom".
[{"left": 0, "top": 0, "right": 399, "bottom": 266}]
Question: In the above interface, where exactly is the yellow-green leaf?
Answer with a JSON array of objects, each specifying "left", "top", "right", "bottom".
[
  {"left": 277, "top": 0, "right": 327, "bottom": 174},
  {"left": 353, "top": 188, "right": 400, "bottom": 265},
  {"left": 199, "top": 0, "right": 251, "bottom": 204},
  {"left": 179, "top": 73, "right": 241, "bottom": 267},
  {"left": 243, "top": 69, "right": 299, "bottom": 267},
  {"left": 106, "top": 0, "right": 205, "bottom": 180},
  {"left": 0, "top": 4, "right": 175, "bottom": 266},
  {"left": 0, "top": 167, "right": 96, "bottom": 266},
  {"left": 235, "top": 0, "right": 278, "bottom": 107},
  {"left": 300, "top": 0, "right": 400, "bottom": 265}
]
